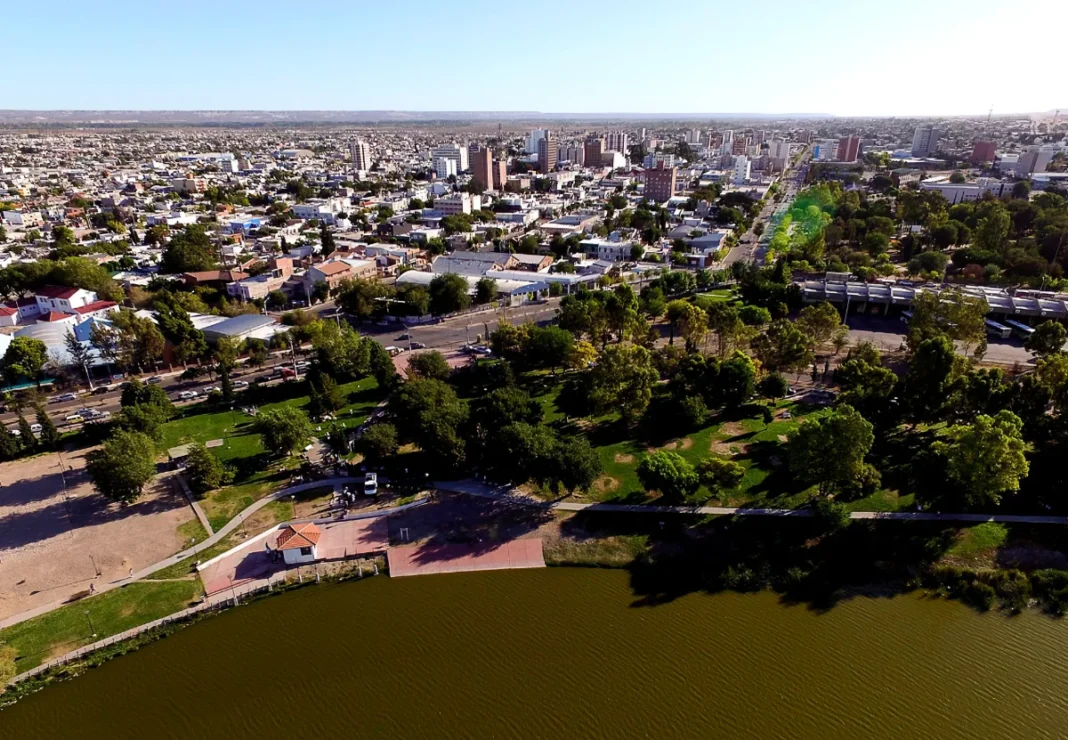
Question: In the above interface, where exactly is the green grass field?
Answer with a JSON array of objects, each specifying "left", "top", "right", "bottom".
[{"left": 0, "top": 581, "right": 201, "bottom": 675}]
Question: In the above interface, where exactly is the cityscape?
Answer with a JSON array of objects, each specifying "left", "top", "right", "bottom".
[{"left": 2, "top": 0, "right": 1068, "bottom": 737}]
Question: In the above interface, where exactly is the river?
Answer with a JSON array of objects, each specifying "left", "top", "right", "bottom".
[{"left": 3, "top": 568, "right": 1068, "bottom": 739}]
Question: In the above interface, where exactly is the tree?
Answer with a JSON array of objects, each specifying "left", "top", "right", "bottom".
[
  {"left": 796, "top": 302, "right": 842, "bottom": 348},
  {"left": 788, "top": 404, "right": 877, "bottom": 496},
  {"left": 361, "top": 423, "right": 399, "bottom": 462},
  {"left": 637, "top": 450, "right": 700, "bottom": 503},
  {"left": 698, "top": 458, "right": 744, "bottom": 497},
  {"left": 933, "top": 410, "right": 1030, "bottom": 507},
  {"left": 569, "top": 339, "right": 598, "bottom": 370},
  {"left": 590, "top": 343, "right": 658, "bottom": 424},
  {"left": 752, "top": 319, "right": 813, "bottom": 374},
  {"left": 390, "top": 379, "right": 468, "bottom": 465},
  {"left": 307, "top": 369, "right": 345, "bottom": 417},
  {"left": 1025, "top": 320, "right": 1067, "bottom": 358},
  {"left": 902, "top": 336, "right": 959, "bottom": 421},
  {"left": 156, "top": 302, "right": 207, "bottom": 365},
  {"left": 86, "top": 430, "right": 157, "bottom": 504},
  {"left": 552, "top": 435, "right": 603, "bottom": 494},
  {"left": 757, "top": 372, "right": 789, "bottom": 400},
  {"left": 254, "top": 407, "right": 315, "bottom": 457},
  {"left": 110, "top": 309, "right": 165, "bottom": 371},
  {"left": 738, "top": 305, "right": 771, "bottom": 327},
  {"left": 245, "top": 338, "right": 269, "bottom": 367},
  {"left": 160, "top": 224, "right": 217, "bottom": 273},
  {"left": 475, "top": 278, "right": 497, "bottom": 305},
  {"left": 407, "top": 351, "right": 451, "bottom": 381},
  {"left": 526, "top": 326, "right": 574, "bottom": 373},
  {"left": 907, "top": 289, "right": 988, "bottom": 358},
  {"left": 3, "top": 336, "right": 48, "bottom": 387},
  {"left": 490, "top": 422, "right": 558, "bottom": 484},
  {"left": 973, "top": 204, "right": 1011, "bottom": 254},
  {"left": 675, "top": 301, "right": 708, "bottom": 351},
  {"left": 334, "top": 277, "right": 394, "bottom": 320},
  {"left": 319, "top": 223, "right": 336, "bottom": 253},
  {"left": 64, "top": 330, "right": 96, "bottom": 386},
  {"left": 35, "top": 405, "right": 60, "bottom": 451},
  {"left": 909, "top": 251, "right": 949, "bottom": 276},
  {"left": 428, "top": 273, "right": 471, "bottom": 316},
  {"left": 1012, "top": 181, "right": 1031, "bottom": 200},
  {"left": 835, "top": 343, "right": 898, "bottom": 425},
  {"left": 311, "top": 321, "right": 370, "bottom": 378},
  {"left": 185, "top": 442, "right": 232, "bottom": 494}
]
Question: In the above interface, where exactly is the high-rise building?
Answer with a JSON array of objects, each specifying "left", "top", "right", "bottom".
[
  {"left": 719, "top": 130, "right": 734, "bottom": 156},
  {"left": 911, "top": 126, "right": 941, "bottom": 157},
  {"left": 813, "top": 139, "right": 838, "bottom": 161},
  {"left": 558, "top": 145, "right": 584, "bottom": 165},
  {"left": 493, "top": 160, "right": 507, "bottom": 190},
  {"left": 470, "top": 145, "right": 494, "bottom": 191},
  {"left": 971, "top": 140, "right": 997, "bottom": 165},
  {"left": 837, "top": 135, "right": 861, "bottom": 162},
  {"left": 349, "top": 139, "right": 371, "bottom": 172},
  {"left": 643, "top": 161, "right": 677, "bottom": 203},
  {"left": 431, "top": 144, "right": 469, "bottom": 172},
  {"left": 433, "top": 157, "right": 457, "bottom": 179},
  {"left": 732, "top": 155, "right": 751, "bottom": 185},
  {"left": 584, "top": 137, "right": 605, "bottom": 170},
  {"left": 686, "top": 128, "right": 702, "bottom": 145},
  {"left": 527, "top": 129, "right": 546, "bottom": 155},
  {"left": 1018, "top": 146, "right": 1054, "bottom": 175},
  {"left": 731, "top": 136, "right": 749, "bottom": 156},
  {"left": 537, "top": 131, "right": 558, "bottom": 174},
  {"left": 606, "top": 131, "right": 628, "bottom": 154}
]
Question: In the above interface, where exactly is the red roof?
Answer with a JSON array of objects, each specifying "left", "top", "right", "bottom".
[
  {"left": 0, "top": 306, "right": 17, "bottom": 317},
  {"left": 40, "top": 310, "right": 74, "bottom": 322},
  {"left": 74, "top": 300, "right": 118, "bottom": 315},
  {"left": 36, "top": 285, "right": 81, "bottom": 300},
  {"left": 276, "top": 523, "right": 321, "bottom": 551}
]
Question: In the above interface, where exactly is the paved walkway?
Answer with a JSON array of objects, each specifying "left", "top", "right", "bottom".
[
  {"left": 0, "top": 476, "right": 367, "bottom": 630},
  {"left": 435, "top": 480, "right": 1068, "bottom": 526},
  {"left": 388, "top": 538, "right": 545, "bottom": 578}
]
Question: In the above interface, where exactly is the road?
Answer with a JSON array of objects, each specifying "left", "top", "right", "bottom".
[{"left": 844, "top": 314, "right": 1033, "bottom": 367}]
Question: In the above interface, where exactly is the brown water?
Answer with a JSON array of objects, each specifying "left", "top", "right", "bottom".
[{"left": 3, "top": 568, "right": 1068, "bottom": 739}]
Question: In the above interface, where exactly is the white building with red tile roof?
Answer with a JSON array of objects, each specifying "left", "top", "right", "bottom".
[
  {"left": 35, "top": 285, "right": 98, "bottom": 314},
  {"left": 276, "top": 523, "right": 321, "bottom": 565}
]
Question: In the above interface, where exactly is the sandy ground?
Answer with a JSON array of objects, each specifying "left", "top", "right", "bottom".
[{"left": 0, "top": 448, "right": 195, "bottom": 622}]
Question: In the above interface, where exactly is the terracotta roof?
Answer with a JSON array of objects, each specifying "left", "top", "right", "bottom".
[
  {"left": 40, "top": 310, "right": 74, "bottom": 322},
  {"left": 182, "top": 270, "right": 249, "bottom": 283},
  {"left": 74, "top": 300, "right": 118, "bottom": 315},
  {"left": 0, "top": 306, "right": 17, "bottom": 317},
  {"left": 36, "top": 285, "right": 80, "bottom": 299},
  {"left": 276, "top": 523, "right": 321, "bottom": 551},
  {"left": 314, "top": 261, "right": 352, "bottom": 276}
]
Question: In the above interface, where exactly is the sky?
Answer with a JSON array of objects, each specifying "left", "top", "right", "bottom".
[{"left": 5, "top": 0, "right": 1065, "bottom": 116}]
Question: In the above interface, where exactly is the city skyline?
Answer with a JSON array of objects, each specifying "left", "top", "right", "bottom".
[{"left": 6, "top": 0, "right": 1064, "bottom": 116}]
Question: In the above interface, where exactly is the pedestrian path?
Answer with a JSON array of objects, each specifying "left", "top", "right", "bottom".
[{"left": 434, "top": 480, "right": 1068, "bottom": 526}]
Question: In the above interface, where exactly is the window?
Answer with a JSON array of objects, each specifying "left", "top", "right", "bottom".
[{"left": 300, "top": 546, "right": 312, "bottom": 556}]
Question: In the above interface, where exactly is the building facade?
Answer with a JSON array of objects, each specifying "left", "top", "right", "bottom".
[
  {"left": 644, "top": 161, "right": 677, "bottom": 202},
  {"left": 911, "top": 126, "right": 941, "bottom": 157},
  {"left": 537, "top": 132, "right": 558, "bottom": 175}
]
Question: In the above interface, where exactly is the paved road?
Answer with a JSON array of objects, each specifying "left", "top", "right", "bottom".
[
  {"left": 844, "top": 314, "right": 1033, "bottom": 367},
  {"left": 436, "top": 479, "right": 1068, "bottom": 525}
]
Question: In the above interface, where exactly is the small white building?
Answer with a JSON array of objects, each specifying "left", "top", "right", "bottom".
[{"left": 276, "top": 523, "right": 321, "bottom": 565}]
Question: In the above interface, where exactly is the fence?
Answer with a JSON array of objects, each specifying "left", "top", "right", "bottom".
[{"left": 4, "top": 562, "right": 378, "bottom": 690}]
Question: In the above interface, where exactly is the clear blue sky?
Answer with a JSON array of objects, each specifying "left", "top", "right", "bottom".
[{"left": 7, "top": 0, "right": 1064, "bottom": 115}]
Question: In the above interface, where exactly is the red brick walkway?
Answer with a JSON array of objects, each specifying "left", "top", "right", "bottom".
[{"left": 387, "top": 538, "right": 545, "bottom": 577}]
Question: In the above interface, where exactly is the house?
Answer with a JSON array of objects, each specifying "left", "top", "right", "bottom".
[
  {"left": 181, "top": 270, "right": 249, "bottom": 287},
  {"left": 276, "top": 523, "right": 321, "bottom": 565},
  {"left": 0, "top": 305, "right": 18, "bottom": 327},
  {"left": 73, "top": 300, "right": 119, "bottom": 321},
  {"left": 35, "top": 285, "right": 98, "bottom": 314},
  {"left": 306, "top": 260, "right": 357, "bottom": 290}
]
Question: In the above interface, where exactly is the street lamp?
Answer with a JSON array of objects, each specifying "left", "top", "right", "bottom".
[{"left": 85, "top": 610, "right": 97, "bottom": 638}]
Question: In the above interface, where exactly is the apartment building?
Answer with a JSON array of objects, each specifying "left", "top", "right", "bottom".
[{"left": 643, "top": 161, "right": 677, "bottom": 203}]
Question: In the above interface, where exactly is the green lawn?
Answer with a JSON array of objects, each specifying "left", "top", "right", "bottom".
[
  {"left": 0, "top": 581, "right": 201, "bottom": 675},
  {"left": 160, "top": 376, "right": 383, "bottom": 530}
]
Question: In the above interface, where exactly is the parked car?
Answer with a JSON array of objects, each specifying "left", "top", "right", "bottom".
[
  {"left": 384, "top": 346, "right": 404, "bottom": 356},
  {"left": 91, "top": 385, "right": 111, "bottom": 395},
  {"left": 397, "top": 332, "right": 411, "bottom": 340},
  {"left": 147, "top": 376, "right": 164, "bottom": 385},
  {"left": 233, "top": 380, "right": 250, "bottom": 389},
  {"left": 85, "top": 411, "right": 111, "bottom": 423},
  {"left": 364, "top": 472, "right": 378, "bottom": 496},
  {"left": 178, "top": 390, "right": 199, "bottom": 400},
  {"left": 50, "top": 392, "right": 78, "bottom": 403},
  {"left": 410, "top": 341, "right": 426, "bottom": 350}
]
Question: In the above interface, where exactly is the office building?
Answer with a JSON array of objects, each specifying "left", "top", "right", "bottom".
[
  {"left": 813, "top": 139, "right": 838, "bottom": 161},
  {"left": 644, "top": 161, "right": 677, "bottom": 203},
  {"left": 349, "top": 139, "right": 371, "bottom": 172},
  {"left": 558, "top": 145, "right": 584, "bottom": 165},
  {"left": 911, "top": 126, "right": 941, "bottom": 157},
  {"left": 434, "top": 193, "right": 481, "bottom": 215},
  {"left": 837, "top": 135, "right": 861, "bottom": 162},
  {"left": 527, "top": 129, "right": 546, "bottom": 155},
  {"left": 470, "top": 145, "right": 495, "bottom": 191},
  {"left": 971, "top": 140, "right": 997, "bottom": 165},
  {"left": 537, "top": 131, "right": 558, "bottom": 175},
  {"left": 584, "top": 137, "right": 605, "bottom": 169},
  {"left": 1017, "top": 146, "right": 1054, "bottom": 175},
  {"left": 430, "top": 144, "right": 469, "bottom": 172}
]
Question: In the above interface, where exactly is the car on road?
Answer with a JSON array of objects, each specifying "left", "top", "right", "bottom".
[
  {"left": 86, "top": 411, "right": 111, "bottom": 423},
  {"left": 472, "top": 345, "right": 492, "bottom": 355},
  {"left": 294, "top": 361, "right": 309, "bottom": 371},
  {"left": 364, "top": 472, "right": 378, "bottom": 496},
  {"left": 178, "top": 390, "right": 199, "bottom": 400},
  {"left": 50, "top": 393, "right": 78, "bottom": 403},
  {"left": 147, "top": 376, "right": 164, "bottom": 385},
  {"left": 410, "top": 341, "right": 426, "bottom": 350},
  {"left": 64, "top": 414, "right": 84, "bottom": 424},
  {"left": 397, "top": 332, "right": 411, "bottom": 340},
  {"left": 29, "top": 423, "right": 42, "bottom": 433},
  {"left": 233, "top": 380, "right": 250, "bottom": 389},
  {"left": 91, "top": 385, "right": 111, "bottom": 395},
  {"left": 384, "top": 346, "right": 404, "bottom": 356}
]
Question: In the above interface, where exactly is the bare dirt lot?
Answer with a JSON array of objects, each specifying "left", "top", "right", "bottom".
[{"left": 0, "top": 448, "right": 195, "bottom": 623}]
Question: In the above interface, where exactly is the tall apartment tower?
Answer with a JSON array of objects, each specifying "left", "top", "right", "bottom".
[
  {"left": 643, "top": 161, "right": 677, "bottom": 203},
  {"left": 911, "top": 126, "right": 941, "bottom": 157},
  {"left": 470, "top": 145, "right": 495, "bottom": 191},
  {"left": 350, "top": 139, "right": 371, "bottom": 172},
  {"left": 493, "top": 160, "right": 507, "bottom": 190},
  {"left": 605, "top": 131, "right": 628, "bottom": 153},
  {"left": 837, "top": 135, "right": 861, "bottom": 162},
  {"left": 971, "top": 140, "right": 997, "bottom": 165},
  {"left": 537, "top": 131, "right": 558, "bottom": 174},
  {"left": 527, "top": 129, "right": 546, "bottom": 154},
  {"left": 584, "top": 137, "right": 605, "bottom": 169}
]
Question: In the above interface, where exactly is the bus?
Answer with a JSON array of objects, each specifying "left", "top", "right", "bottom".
[
  {"left": 900, "top": 310, "right": 913, "bottom": 324},
  {"left": 1002, "top": 319, "right": 1035, "bottom": 340},
  {"left": 985, "top": 318, "right": 1012, "bottom": 339}
]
